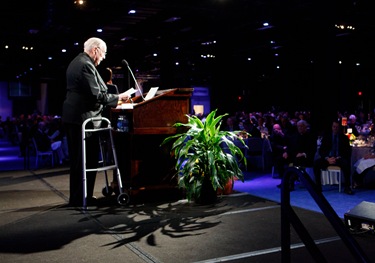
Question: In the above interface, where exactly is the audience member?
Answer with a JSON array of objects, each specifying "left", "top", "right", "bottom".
[
  {"left": 47, "top": 116, "right": 69, "bottom": 163},
  {"left": 286, "top": 120, "right": 317, "bottom": 167},
  {"left": 347, "top": 114, "right": 360, "bottom": 137},
  {"left": 279, "top": 114, "right": 296, "bottom": 136},
  {"left": 357, "top": 110, "right": 367, "bottom": 126},
  {"left": 278, "top": 120, "right": 317, "bottom": 190},
  {"left": 32, "top": 121, "right": 66, "bottom": 164},
  {"left": 256, "top": 116, "right": 269, "bottom": 137},
  {"left": 269, "top": 123, "right": 290, "bottom": 178},
  {"left": 313, "top": 120, "right": 353, "bottom": 194},
  {"left": 223, "top": 116, "right": 239, "bottom": 132},
  {"left": 242, "top": 119, "right": 261, "bottom": 138}
]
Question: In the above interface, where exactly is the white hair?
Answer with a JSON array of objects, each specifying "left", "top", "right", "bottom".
[{"left": 83, "top": 37, "right": 107, "bottom": 53}]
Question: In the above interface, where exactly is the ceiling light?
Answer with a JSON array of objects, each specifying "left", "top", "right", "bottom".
[{"left": 74, "top": 0, "right": 85, "bottom": 6}]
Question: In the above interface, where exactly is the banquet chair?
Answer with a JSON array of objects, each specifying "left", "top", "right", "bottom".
[
  {"left": 320, "top": 166, "right": 342, "bottom": 192},
  {"left": 32, "top": 137, "right": 54, "bottom": 169}
]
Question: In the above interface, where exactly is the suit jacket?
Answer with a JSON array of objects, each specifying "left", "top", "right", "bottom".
[
  {"left": 106, "top": 83, "right": 119, "bottom": 95},
  {"left": 287, "top": 130, "right": 317, "bottom": 167},
  {"left": 62, "top": 52, "right": 119, "bottom": 125},
  {"left": 318, "top": 131, "right": 351, "bottom": 160},
  {"left": 269, "top": 132, "right": 288, "bottom": 159},
  {"left": 102, "top": 83, "right": 119, "bottom": 119}
]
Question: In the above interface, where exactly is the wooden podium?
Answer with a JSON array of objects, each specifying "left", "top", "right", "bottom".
[{"left": 111, "top": 88, "right": 193, "bottom": 195}]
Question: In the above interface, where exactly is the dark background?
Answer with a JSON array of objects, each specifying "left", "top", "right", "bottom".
[{"left": 1, "top": 0, "right": 374, "bottom": 125}]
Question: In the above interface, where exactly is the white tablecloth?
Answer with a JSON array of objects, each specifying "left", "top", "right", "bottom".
[
  {"left": 353, "top": 158, "right": 375, "bottom": 174},
  {"left": 351, "top": 146, "right": 372, "bottom": 174}
]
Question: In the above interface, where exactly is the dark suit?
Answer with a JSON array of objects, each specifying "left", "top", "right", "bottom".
[
  {"left": 269, "top": 131, "right": 290, "bottom": 177},
  {"left": 62, "top": 52, "right": 119, "bottom": 206},
  {"left": 287, "top": 130, "right": 317, "bottom": 168},
  {"left": 313, "top": 131, "right": 352, "bottom": 192},
  {"left": 106, "top": 83, "right": 119, "bottom": 95},
  {"left": 102, "top": 83, "right": 119, "bottom": 121}
]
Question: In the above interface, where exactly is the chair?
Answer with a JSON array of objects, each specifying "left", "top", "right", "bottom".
[
  {"left": 321, "top": 166, "right": 342, "bottom": 192},
  {"left": 32, "top": 137, "right": 54, "bottom": 169},
  {"left": 245, "top": 137, "right": 269, "bottom": 171}
]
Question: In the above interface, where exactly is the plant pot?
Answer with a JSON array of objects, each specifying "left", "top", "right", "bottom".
[{"left": 217, "top": 178, "right": 234, "bottom": 195}]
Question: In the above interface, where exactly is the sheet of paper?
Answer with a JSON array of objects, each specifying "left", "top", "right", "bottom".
[
  {"left": 116, "top": 103, "right": 134, "bottom": 109},
  {"left": 124, "top": 88, "right": 137, "bottom": 96},
  {"left": 144, "top": 87, "right": 159, "bottom": 100}
]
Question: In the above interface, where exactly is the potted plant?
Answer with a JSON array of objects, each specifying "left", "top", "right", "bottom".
[{"left": 161, "top": 109, "right": 247, "bottom": 204}]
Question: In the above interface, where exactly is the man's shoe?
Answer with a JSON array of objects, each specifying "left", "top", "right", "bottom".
[{"left": 344, "top": 188, "right": 354, "bottom": 195}]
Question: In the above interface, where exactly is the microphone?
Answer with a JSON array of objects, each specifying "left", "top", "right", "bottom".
[{"left": 122, "top": 59, "right": 145, "bottom": 101}]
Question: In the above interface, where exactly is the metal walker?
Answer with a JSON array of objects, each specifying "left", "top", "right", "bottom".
[{"left": 82, "top": 117, "right": 129, "bottom": 209}]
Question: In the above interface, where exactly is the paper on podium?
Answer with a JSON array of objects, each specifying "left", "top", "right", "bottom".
[
  {"left": 124, "top": 88, "right": 137, "bottom": 96},
  {"left": 144, "top": 87, "right": 159, "bottom": 100},
  {"left": 116, "top": 103, "right": 134, "bottom": 109}
]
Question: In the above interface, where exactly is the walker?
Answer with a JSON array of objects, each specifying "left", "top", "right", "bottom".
[{"left": 82, "top": 117, "right": 129, "bottom": 209}]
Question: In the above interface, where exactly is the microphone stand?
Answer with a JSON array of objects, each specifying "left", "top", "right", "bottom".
[{"left": 123, "top": 60, "right": 145, "bottom": 101}]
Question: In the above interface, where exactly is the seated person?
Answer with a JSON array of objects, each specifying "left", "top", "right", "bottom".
[
  {"left": 33, "top": 121, "right": 65, "bottom": 165},
  {"left": 256, "top": 116, "right": 269, "bottom": 138},
  {"left": 242, "top": 119, "right": 261, "bottom": 138},
  {"left": 48, "top": 117, "right": 69, "bottom": 162},
  {"left": 313, "top": 120, "right": 353, "bottom": 194},
  {"left": 279, "top": 120, "right": 316, "bottom": 190},
  {"left": 287, "top": 120, "right": 316, "bottom": 168},
  {"left": 347, "top": 114, "right": 360, "bottom": 137},
  {"left": 269, "top": 123, "right": 290, "bottom": 178},
  {"left": 222, "top": 116, "right": 239, "bottom": 132}
]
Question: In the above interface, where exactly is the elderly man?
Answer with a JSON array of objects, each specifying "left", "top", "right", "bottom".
[
  {"left": 277, "top": 120, "right": 317, "bottom": 190},
  {"left": 62, "top": 37, "right": 130, "bottom": 207}
]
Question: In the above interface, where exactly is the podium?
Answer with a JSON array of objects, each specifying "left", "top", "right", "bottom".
[{"left": 111, "top": 88, "right": 193, "bottom": 196}]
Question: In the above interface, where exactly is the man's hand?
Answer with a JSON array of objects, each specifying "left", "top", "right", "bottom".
[
  {"left": 118, "top": 92, "right": 130, "bottom": 101},
  {"left": 326, "top": 156, "right": 337, "bottom": 165}
]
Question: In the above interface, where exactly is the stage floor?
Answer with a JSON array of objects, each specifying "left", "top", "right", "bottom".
[{"left": 0, "top": 167, "right": 375, "bottom": 263}]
